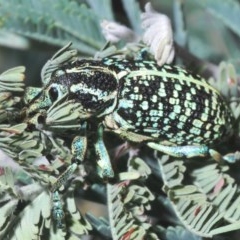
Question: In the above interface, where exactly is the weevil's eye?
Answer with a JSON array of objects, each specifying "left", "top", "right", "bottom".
[{"left": 48, "top": 86, "right": 59, "bottom": 102}]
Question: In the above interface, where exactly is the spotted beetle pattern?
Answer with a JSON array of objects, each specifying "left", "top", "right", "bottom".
[
  {"left": 27, "top": 57, "right": 234, "bottom": 151},
  {"left": 103, "top": 58, "right": 234, "bottom": 146},
  {"left": 24, "top": 53, "right": 235, "bottom": 229}
]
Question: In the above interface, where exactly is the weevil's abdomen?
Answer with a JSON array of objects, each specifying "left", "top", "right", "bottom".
[{"left": 108, "top": 60, "right": 234, "bottom": 146}]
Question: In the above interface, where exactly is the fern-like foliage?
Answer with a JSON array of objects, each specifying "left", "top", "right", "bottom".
[
  {"left": 0, "top": 0, "right": 142, "bottom": 55},
  {"left": 1, "top": 1, "right": 240, "bottom": 240},
  {"left": 0, "top": 0, "right": 106, "bottom": 54},
  {"left": 191, "top": 0, "right": 240, "bottom": 38},
  {"left": 107, "top": 157, "right": 156, "bottom": 240}
]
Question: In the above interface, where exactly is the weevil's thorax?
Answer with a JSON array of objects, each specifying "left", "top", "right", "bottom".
[
  {"left": 62, "top": 59, "right": 119, "bottom": 118},
  {"left": 27, "top": 59, "right": 119, "bottom": 119}
]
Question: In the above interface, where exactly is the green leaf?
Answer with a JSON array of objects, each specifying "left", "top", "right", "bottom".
[
  {"left": 160, "top": 226, "right": 202, "bottom": 240},
  {"left": 85, "top": 214, "right": 112, "bottom": 238},
  {"left": 208, "top": 61, "right": 240, "bottom": 98},
  {"left": 0, "top": 0, "right": 106, "bottom": 54},
  {"left": 41, "top": 42, "right": 77, "bottom": 85},
  {"left": 121, "top": 0, "right": 142, "bottom": 34},
  {"left": 0, "top": 66, "right": 25, "bottom": 92},
  {"left": 87, "top": 0, "right": 114, "bottom": 21},
  {"left": 184, "top": 0, "right": 240, "bottom": 62},
  {"left": 10, "top": 191, "right": 52, "bottom": 239},
  {"left": 191, "top": 0, "right": 240, "bottom": 38},
  {"left": 173, "top": 0, "right": 187, "bottom": 47},
  {"left": 64, "top": 189, "right": 92, "bottom": 236},
  {"left": 157, "top": 154, "right": 186, "bottom": 188},
  {"left": 0, "top": 30, "right": 29, "bottom": 49},
  {"left": 107, "top": 156, "right": 156, "bottom": 240},
  {"left": 0, "top": 199, "right": 19, "bottom": 238}
]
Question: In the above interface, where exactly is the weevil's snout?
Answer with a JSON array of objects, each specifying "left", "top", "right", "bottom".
[
  {"left": 20, "top": 101, "right": 47, "bottom": 131},
  {"left": 24, "top": 83, "right": 66, "bottom": 117},
  {"left": 25, "top": 93, "right": 51, "bottom": 117},
  {"left": 23, "top": 86, "right": 48, "bottom": 116},
  {"left": 25, "top": 111, "right": 47, "bottom": 130}
]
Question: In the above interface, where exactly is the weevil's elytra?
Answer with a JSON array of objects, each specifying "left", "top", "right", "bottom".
[{"left": 102, "top": 58, "right": 234, "bottom": 146}]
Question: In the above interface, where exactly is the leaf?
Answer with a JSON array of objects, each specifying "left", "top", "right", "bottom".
[
  {"left": 184, "top": 1, "right": 240, "bottom": 62},
  {"left": 0, "top": 199, "right": 19, "bottom": 238},
  {"left": 87, "top": 0, "right": 114, "bottom": 21},
  {"left": 166, "top": 184, "right": 225, "bottom": 238},
  {"left": 0, "top": 167, "right": 17, "bottom": 194},
  {"left": 159, "top": 226, "right": 202, "bottom": 240},
  {"left": 191, "top": 161, "right": 240, "bottom": 224},
  {"left": 191, "top": 0, "right": 240, "bottom": 38},
  {"left": 0, "top": 123, "right": 27, "bottom": 134},
  {"left": 0, "top": 189, "right": 88, "bottom": 239},
  {"left": 158, "top": 154, "right": 186, "bottom": 188},
  {"left": 0, "top": 0, "right": 106, "bottom": 55},
  {"left": 0, "top": 30, "right": 29, "bottom": 49},
  {"left": 0, "top": 190, "right": 50, "bottom": 239},
  {"left": 173, "top": 0, "right": 187, "bottom": 47},
  {"left": 121, "top": 0, "right": 142, "bottom": 34},
  {"left": 0, "top": 123, "right": 44, "bottom": 162},
  {"left": 208, "top": 61, "right": 240, "bottom": 99},
  {"left": 41, "top": 42, "right": 77, "bottom": 85},
  {"left": 157, "top": 153, "right": 240, "bottom": 237},
  {"left": 85, "top": 214, "right": 112, "bottom": 238},
  {"left": 46, "top": 97, "right": 84, "bottom": 128},
  {"left": 0, "top": 66, "right": 25, "bottom": 92},
  {"left": 64, "top": 189, "right": 92, "bottom": 236},
  {"left": 107, "top": 180, "right": 155, "bottom": 239}
]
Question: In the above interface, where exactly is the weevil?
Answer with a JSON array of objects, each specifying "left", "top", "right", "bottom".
[{"left": 24, "top": 55, "right": 234, "bottom": 226}]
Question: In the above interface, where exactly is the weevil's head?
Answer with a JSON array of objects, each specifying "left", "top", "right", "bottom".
[{"left": 25, "top": 59, "right": 119, "bottom": 123}]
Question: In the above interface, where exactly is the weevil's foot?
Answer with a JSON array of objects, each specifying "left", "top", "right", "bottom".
[
  {"left": 52, "top": 191, "right": 65, "bottom": 228},
  {"left": 208, "top": 149, "right": 238, "bottom": 164},
  {"left": 209, "top": 149, "right": 224, "bottom": 163},
  {"left": 222, "top": 151, "right": 240, "bottom": 163},
  {"left": 51, "top": 163, "right": 78, "bottom": 192},
  {"left": 97, "top": 161, "right": 114, "bottom": 180}
]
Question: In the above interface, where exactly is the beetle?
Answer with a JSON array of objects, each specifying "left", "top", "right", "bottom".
[{"left": 24, "top": 54, "right": 234, "bottom": 226}]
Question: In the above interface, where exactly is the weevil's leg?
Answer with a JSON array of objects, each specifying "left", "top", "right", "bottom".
[
  {"left": 52, "top": 191, "right": 65, "bottom": 228},
  {"left": 51, "top": 133, "right": 87, "bottom": 192},
  {"left": 203, "top": 149, "right": 238, "bottom": 163},
  {"left": 147, "top": 142, "right": 233, "bottom": 163},
  {"left": 95, "top": 125, "right": 114, "bottom": 179},
  {"left": 51, "top": 162, "right": 79, "bottom": 193},
  {"left": 51, "top": 134, "right": 87, "bottom": 227},
  {"left": 147, "top": 142, "right": 210, "bottom": 158},
  {"left": 209, "top": 149, "right": 240, "bottom": 163},
  {"left": 222, "top": 152, "right": 240, "bottom": 163},
  {"left": 208, "top": 149, "right": 224, "bottom": 162}
]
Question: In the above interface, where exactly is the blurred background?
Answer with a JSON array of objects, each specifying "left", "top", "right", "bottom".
[{"left": 0, "top": 0, "right": 240, "bottom": 86}]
